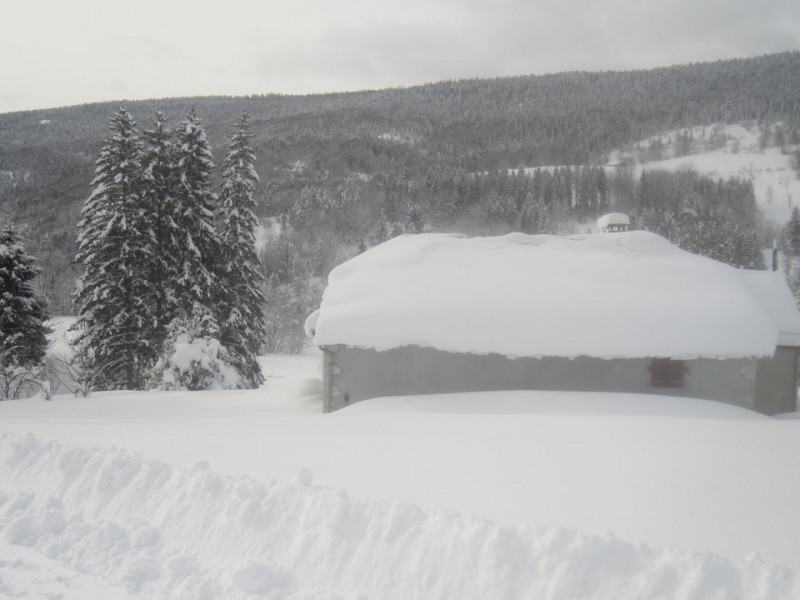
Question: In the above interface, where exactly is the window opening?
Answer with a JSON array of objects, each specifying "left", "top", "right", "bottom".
[{"left": 649, "top": 358, "right": 687, "bottom": 388}]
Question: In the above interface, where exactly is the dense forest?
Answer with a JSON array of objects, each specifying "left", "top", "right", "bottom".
[{"left": 1, "top": 51, "right": 800, "bottom": 347}]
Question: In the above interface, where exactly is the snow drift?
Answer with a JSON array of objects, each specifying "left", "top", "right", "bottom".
[{"left": 2, "top": 431, "right": 799, "bottom": 600}]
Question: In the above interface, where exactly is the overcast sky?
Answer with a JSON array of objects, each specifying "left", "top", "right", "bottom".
[{"left": 2, "top": 0, "right": 799, "bottom": 114}]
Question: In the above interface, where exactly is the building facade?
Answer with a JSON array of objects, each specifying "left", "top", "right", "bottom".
[{"left": 311, "top": 232, "right": 800, "bottom": 415}]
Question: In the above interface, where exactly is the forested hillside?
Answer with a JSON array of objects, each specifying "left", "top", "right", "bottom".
[{"left": 1, "top": 51, "right": 799, "bottom": 327}]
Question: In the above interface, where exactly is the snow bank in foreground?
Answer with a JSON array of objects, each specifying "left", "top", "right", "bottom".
[
  {"left": 0, "top": 538, "right": 134, "bottom": 600},
  {"left": 2, "top": 432, "right": 799, "bottom": 600}
]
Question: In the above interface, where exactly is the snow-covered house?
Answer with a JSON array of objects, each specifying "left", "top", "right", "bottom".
[
  {"left": 309, "top": 232, "right": 800, "bottom": 414},
  {"left": 597, "top": 212, "right": 631, "bottom": 232}
]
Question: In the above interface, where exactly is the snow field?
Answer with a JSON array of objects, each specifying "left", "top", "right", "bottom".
[
  {"left": 4, "top": 352, "right": 800, "bottom": 598},
  {"left": 2, "top": 430, "right": 800, "bottom": 600},
  {"left": 614, "top": 122, "right": 800, "bottom": 224},
  {"left": 641, "top": 148, "right": 800, "bottom": 224}
]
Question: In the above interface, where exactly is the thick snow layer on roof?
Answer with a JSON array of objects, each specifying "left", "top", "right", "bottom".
[
  {"left": 314, "top": 231, "right": 782, "bottom": 359},
  {"left": 596, "top": 212, "right": 630, "bottom": 230},
  {"left": 739, "top": 269, "right": 800, "bottom": 347}
]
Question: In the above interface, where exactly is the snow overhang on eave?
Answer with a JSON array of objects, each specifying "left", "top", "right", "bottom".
[
  {"left": 777, "top": 331, "right": 800, "bottom": 348},
  {"left": 313, "top": 341, "right": 777, "bottom": 362}
]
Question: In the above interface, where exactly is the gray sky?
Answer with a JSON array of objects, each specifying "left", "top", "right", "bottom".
[{"left": 2, "top": 0, "right": 799, "bottom": 114}]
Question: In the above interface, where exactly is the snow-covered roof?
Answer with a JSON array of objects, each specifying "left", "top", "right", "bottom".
[
  {"left": 596, "top": 213, "right": 631, "bottom": 230},
  {"left": 739, "top": 270, "right": 800, "bottom": 347},
  {"left": 313, "top": 232, "right": 791, "bottom": 359}
]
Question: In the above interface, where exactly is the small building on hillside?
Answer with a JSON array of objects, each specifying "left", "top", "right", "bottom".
[
  {"left": 597, "top": 212, "right": 631, "bottom": 233},
  {"left": 309, "top": 232, "right": 800, "bottom": 415}
]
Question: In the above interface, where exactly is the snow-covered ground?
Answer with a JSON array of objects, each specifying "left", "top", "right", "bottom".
[{"left": 2, "top": 351, "right": 800, "bottom": 598}]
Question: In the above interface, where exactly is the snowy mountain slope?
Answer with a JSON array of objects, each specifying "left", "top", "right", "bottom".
[
  {"left": 3, "top": 354, "right": 800, "bottom": 599},
  {"left": 613, "top": 123, "right": 800, "bottom": 224}
]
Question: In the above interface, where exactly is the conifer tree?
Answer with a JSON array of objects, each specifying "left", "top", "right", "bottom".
[
  {"left": 0, "top": 224, "right": 51, "bottom": 397},
  {"left": 216, "top": 113, "right": 267, "bottom": 387},
  {"left": 520, "top": 192, "right": 551, "bottom": 234},
  {"left": 405, "top": 202, "right": 425, "bottom": 234},
  {"left": 171, "top": 107, "right": 222, "bottom": 337},
  {"left": 780, "top": 207, "right": 800, "bottom": 307},
  {"left": 781, "top": 207, "right": 800, "bottom": 256},
  {"left": 139, "top": 111, "right": 177, "bottom": 355},
  {"left": 73, "top": 106, "right": 153, "bottom": 390},
  {"left": 732, "top": 229, "right": 766, "bottom": 270},
  {"left": 371, "top": 209, "right": 390, "bottom": 246}
]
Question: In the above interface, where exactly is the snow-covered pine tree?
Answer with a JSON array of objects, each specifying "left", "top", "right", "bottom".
[
  {"left": 73, "top": 106, "right": 154, "bottom": 390},
  {"left": 732, "top": 228, "right": 766, "bottom": 270},
  {"left": 0, "top": 224, "right": 51, "bottom": 399},
  {"left": 781, "top": 207, "right": 800, "bottom": 256},
  {"left": 372, "top": 215, "right": 390, "bottom": 246},
  {"left": 519, "top": 192, "right": 551, "bottom": 234},
  {"left": 171, "top": 107, "right": 222, "bottom": 337},
  {"left": 139, "top": 111, "right": 178, "bottom": 357},
  {"left": 405, "top": 202, "right": 425, "bottom": 234},
  {"left": 146, "top": 107, "right": 238, "bottom": 391},
  {"left": 780, "top": 207, "right": 800, "bottom": 306},
  {"left": 216, "top": 113, "right": 267, "bottom": 388}
]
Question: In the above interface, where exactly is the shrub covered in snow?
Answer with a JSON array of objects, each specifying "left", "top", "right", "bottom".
[
  {"left": 149, "top": 319, "right": 242, "bottom": 391},
  {"left": 0, "top": 364, "right": 43, "bottom": 401}
]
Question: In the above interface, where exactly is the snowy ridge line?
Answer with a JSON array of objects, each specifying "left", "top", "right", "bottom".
[{"left": 1, "top": 432, "right": 799, "bottom": 600}]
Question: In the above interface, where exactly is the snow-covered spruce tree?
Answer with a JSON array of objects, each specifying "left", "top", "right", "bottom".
[
  {"left": 781, "top": 207, "right": 800, "bottom": 256},
  {"left": 405, "top": 202, "right": 425, "bottom": 234},
  {"left": 781, "top": 207, "right": 800, "bottom": 306},
  {"left": 215, "top": 113, "right": 267, "bottom": 387},
  {"left": 73, "top": 106, "right": 154, "bottom": 390},
  {"left": 170, "top": 107, "right": 222, "bottom": 336},
  {"left": 138, "top": 111, "right": 178, "bottom": 355},
  {"left": 0, "top": 224, "right": 51, "bottom": 399},
  {"left": 732, "top": 228, "right": 766, "bottom": 271},
  {"left": 148, "top": 108, "right": 240, "bottom": 390}
]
